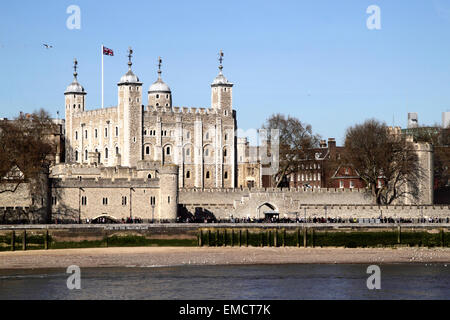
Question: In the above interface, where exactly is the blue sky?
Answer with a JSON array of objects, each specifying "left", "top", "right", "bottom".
[{"left": 1, "top": 0, "right": 450, "bottom": 144}]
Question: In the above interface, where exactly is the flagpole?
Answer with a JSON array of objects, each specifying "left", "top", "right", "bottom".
[{"left": 101, "top": 44, "right": 104, "bottom": 109}]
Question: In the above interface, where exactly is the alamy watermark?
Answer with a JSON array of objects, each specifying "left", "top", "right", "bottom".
[
  {"left": 366, "top": 5, "right": 381, "bottom": 30},
  {"left": 366, "top": 265, "right": 381, "bottom": 290},
  {"left": 66, "top": 265, "right": 81, "bottom": 290},
  {"left": 66, "top": 5, "right": 81, "bottom": 30}
]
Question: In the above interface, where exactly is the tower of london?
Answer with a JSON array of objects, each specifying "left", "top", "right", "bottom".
[{"left": 64, "top": 48, "right": 237, "bottom": 189}]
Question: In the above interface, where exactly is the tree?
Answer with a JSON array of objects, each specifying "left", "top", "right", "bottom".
[
  {"left": 0, "top": 109, "right": 57, "bottom": 194},
  {"left": 262, "top": 114, "right": 320, "bottom": 188},
  {"left": 343, "top": 119, "right": 423, "bottom": 205}
]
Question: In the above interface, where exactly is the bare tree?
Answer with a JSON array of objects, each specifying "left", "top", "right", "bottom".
[
  {"left": 262, "top": 114, "right": 320, "bottom": 188},
  {"left": 343, "top": 119, "right": 423, "bottom": 205},
  {"left": 0, "top": 109, "right": 57, "bottom": 194}
]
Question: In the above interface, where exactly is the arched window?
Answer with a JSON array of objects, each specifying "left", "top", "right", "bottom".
[
  {"left": 105, "top": 148, "right": 109, "bottom": 159},
  {"left": 148, "top": 173, "right": 152, "bottom": 179},
  {"left": 185, "top": 148, "right": 190, "bottom": 156},
  {"left": 116, "top": 127, "right": 119, "bottom": 136},
  {"left": 206, "top": 171, "right": 210, "bottom": 179},
  {"left": 105, "top": 128, "right": 108, "bottom": 137},
  {"left": 186, "top": 171, "right": 190, "bottom": 179},
  {"left": 166, "top": 146, "right": 171, "bottom": 155},
  {"left": 116, "top": 147, "right": 119, "bottom": 155},
  {"left": 186, "top": 131, "right": 190, "bottom": 139},
  {"left": 223, "top": 148, "right": 227, "bottom": 157},
  {"left": 205, "top": 149, "right": 209, "bottom": 157},
  {"left": 205, "top": 132, "right": 209, "bottom": 140},
  {"left": 85, "top": 150, "right": 88, "bottom": 161},
  {"left": 224, "top": 171, "right": 228, "bottom": 179},
  {"left": 75, "top": 150, "right": 79, "bottom": 162},
  {"left": 75, "top": 131, "right": 78, "bottom": 140}
]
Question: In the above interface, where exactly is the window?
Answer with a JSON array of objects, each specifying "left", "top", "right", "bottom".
[
  {"left": 105, "top": 148, "right": 108, "bottom": 159},
  {"left": 85, "top": 130, "right": 88, "bottom": 139},
  {"left": 223, "top": 148, "right": 227, "bottom": 157},
  {"left": 156, "top": 94, "right": 159, "bottom": 99},
  {"left": 224, "top": 133, "right": 228, "bottom": 141},
  {"left": 75, "top": 131, "right": 78, "bottom": 140},
  {"left": 122, "top": 196, "right": 127, "bottom": 206},
  {"left": 150, "top": 196, "right": 156, "bottom": 205},
  {"left": 205, "top": 149, "right": 209, "bottom": 157},
  {"left": 205, "top": 132, "right": 209, "bottom": 140},
  {"left": 339, "top": 181, "right": 344, "bottom": 189},
  {"left": 186, "top": 171, "right": 191, "bottom": 179},
  {"left": 186, "top": 132, "right": 190, "bottom": 139},
  {"left": 185, "top": 149, "right": 190, "bottom": 156},
  {"left": 51, "top": 196, "right": 57, "bottom": 205},
  {"left": 148, "top": 173, "right": 152, "bottom": 179},
  {"left": 116, "top": 147, "right": 119, "bottom": 155},
  {"left": 144, "top": 129, "right": 147, "bottom": 136},
  {"left": 168, "top": 196, "right": 171, "bottom": 204},
  {"left": 224, "top": 171, "right": 228, "bottom": 179},
  {"left": 301, "top": 174, "right": 305, "bottom": 182},
  {"left": 206, "top": 171, "right": 210, "bottom": 179},
  {"left": 85, "top": 150, "right": 88, "bottom": 161},
  {"left": 166, "top": 94, "right": 169, "bottom": 99},
  {"left": 116, "top": 127, "right": 119, "bottom": 136},
  {"left": 166, "top": 146, "right": 171, "bottom": 155},
  {"left": 105, "top": 128, "right": 108, "bottom": 137},
  {"left": 75, "top": 151, "right": 79, "bottom": 162},
  {"left": 345, "top": 168, "right": 350, "bottom": 175},
  {"left": 81, "top": 196, "right": 87, "bottom": 206},
  {"left": 350, "top": 181, "right": 354, "bottom": 189},
  {"left": 146, "top": 146, "right": 150, "bottom": 155},
  {"left": 102, "top": 197, "right": 108, "bottom": 205},
  {"left": 95, "top": 129, "right": 98, "bottom": 138}
]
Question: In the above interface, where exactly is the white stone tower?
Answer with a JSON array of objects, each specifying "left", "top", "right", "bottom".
[
  {"left": 211, "top": 50, "right": 233, "bottom": 113},
  {"left": 64, "top": 58, "right": 86, "bottom": 163},
  {"left": 148, "top": 57, "right": 172, "bottom": 108},
  {"left": 118, "top": 47, "right": 143, "bottom": 167}
]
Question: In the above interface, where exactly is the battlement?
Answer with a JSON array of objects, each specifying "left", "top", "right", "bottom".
[
  {"left": 73, "top": 106, "right": 118, "bottom": 118},
  {"left": 145, "top": 105, "right": 223, "bottom": 116},
  {"left": 52, "top": 177, "right": 160, "bottom": 188},
  {"left": 179, "top": 187, "right": 367, "bottom": 194}
]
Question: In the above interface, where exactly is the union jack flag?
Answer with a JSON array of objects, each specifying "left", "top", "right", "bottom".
[{"left": 103, "top": 47, "right": 114, "bottom": 56}]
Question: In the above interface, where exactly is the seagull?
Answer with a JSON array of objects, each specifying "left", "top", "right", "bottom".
[{"left": 43, "top": 43, "right": 53, "bottom": 49}]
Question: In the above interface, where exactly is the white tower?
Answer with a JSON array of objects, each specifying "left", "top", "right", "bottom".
[
  {"left": 118, "top": 47, "right": 143, "bottom": 167},
  {"left": 64, "top": 58, "right": 86, "bottom": 163}
]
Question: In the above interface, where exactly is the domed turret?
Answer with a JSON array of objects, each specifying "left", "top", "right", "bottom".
[
  {"left": 148, "top": 57, "right": 172, "bottom": 108},
  {"left": 211, "top": 50, "right": 233, "bottom": 111},
  {"left": 65, "top": 59, "right": 86, "bottom": 95},
  {"left": 118, "top": 47, "right": 141, "bottom": 85}
]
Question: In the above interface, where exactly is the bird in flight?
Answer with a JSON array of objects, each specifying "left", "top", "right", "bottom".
[{"left": 43, "top": 43, "right": 53, "bottom": 49}]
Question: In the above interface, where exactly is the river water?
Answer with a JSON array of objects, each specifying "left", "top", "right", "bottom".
[{"left": 0, "top": 264, "right": 448, "bottom": 300}]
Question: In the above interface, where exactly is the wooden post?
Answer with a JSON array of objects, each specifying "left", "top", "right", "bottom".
[
  {"left": 199, "top": 229, "right": 203, "bottom": 247},
  {"left": 267, "top": 230, "right": 271, "bottom": 247},
  {"left": 303, "top": 228, "right": 307, "bottom": 248},
  {"left": 296, "top": 228, "right": 300, "bottom": 248},
  {"left": 246, "top": 229, "right": 249, "bottom": 247},
  {"left": 441, "top": 228, "right": 445, "bottom": 247},
  {"left": 231, "top": 229, "right": 234, "bottom": 247},
  {"left": 282, "top": 229, "right": 286, "bottom": 247},
  {"left": 397, "top": 226, "right": 401, "bottom": 245},
  {"left": 311, "top": 228, "right": 314, "bottom": 248},
  {"left": 274, "top": 229, "right": 278, "bottom": 247},
  {"left": 22, "top": 230, "right": 26, "bottom": 251},
  {"left": 216, "top": 229, "right": 220, "bottom": 247},
  {"left": 44, "top": 229, "right": 49, "bottom": 250},
  {"left": 260, "top": 231, "right": 263, "bottom": 247},
  {"left": 105, "top": 231, "right": 109, "bottom": 248},
  {"left": 11, "top": 231, "right": 15, "bottom": 252},
  {"left": 238, "top": 230, "right": 242, "bottom": 247},
  {"left": 223, "top": 229, "right": 227, "bottom": 247},
  {"left": 207, "top": 230, "right": 211, "bottom": 247}
]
